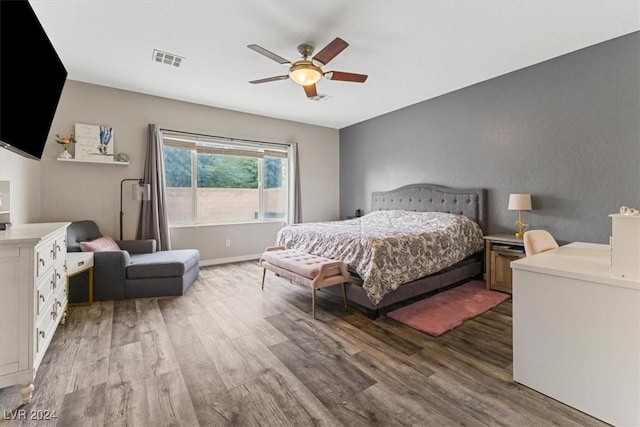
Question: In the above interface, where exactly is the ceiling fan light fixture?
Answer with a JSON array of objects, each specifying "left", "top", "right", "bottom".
[{"left": 289, "top": 62, "right": 322, "bottom": 86}]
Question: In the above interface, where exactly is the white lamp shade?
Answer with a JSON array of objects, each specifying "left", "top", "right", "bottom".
[
  {"left": 289, "top": 63, "right": 322, "bottom": 86},
  {"left": 508, "top": 193, "right": 532, "bottom": 211},
  {"left": 133, "top": 183, "right": 151, "bottom": 201}
]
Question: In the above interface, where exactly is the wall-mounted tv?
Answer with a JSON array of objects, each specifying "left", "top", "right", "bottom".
[{"left": 0, "top": 0, "right": 68, "bottom": 161}]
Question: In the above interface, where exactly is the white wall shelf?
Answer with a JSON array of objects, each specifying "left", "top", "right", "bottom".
[{"left": 57, "top": 158, "right": 129, "bottom": 166}]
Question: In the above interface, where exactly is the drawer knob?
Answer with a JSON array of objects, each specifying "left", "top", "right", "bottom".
[
  {"left": 77, "top": 261, "right": 85, "bottom": 266},
  {"left": 39, "top": 330, "right": 45, "bottom": 339},
  {"left": 39, "top": 294, "right": 45, "bottom": 302},
  {"left": 40, "top": 259, "right": 45, "bottom": 266},
  {"left": 57, "top": 301, "right": 62, "bottom": 307}
]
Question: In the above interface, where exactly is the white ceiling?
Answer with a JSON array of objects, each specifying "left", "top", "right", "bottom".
[{"left": 30, "top": 1, "right": 640, "bottom": 130}]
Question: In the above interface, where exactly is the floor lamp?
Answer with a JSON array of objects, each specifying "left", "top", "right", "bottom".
[{"left": 120, "top": 178, "right": 151, "bottom": 240}]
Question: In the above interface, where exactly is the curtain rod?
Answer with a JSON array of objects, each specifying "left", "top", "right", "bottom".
[{"left": 159, "top": 128, "right": 291, "bottom": 148}]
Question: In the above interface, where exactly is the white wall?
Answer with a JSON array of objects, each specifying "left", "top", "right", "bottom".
[
  {"left": 40, "top": 81, "right": 339, "bottom": 262},
  {"left": 0, "top": 147, "right": 41, "bottom": 224}
]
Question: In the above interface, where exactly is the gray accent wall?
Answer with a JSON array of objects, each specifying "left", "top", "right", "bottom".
[{"left": 340, "top": 32, "right": 640, "bottom": 244}]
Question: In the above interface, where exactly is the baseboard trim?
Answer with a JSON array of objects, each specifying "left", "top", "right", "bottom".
[{"left": 200, "top": 253, "right": 262, "bottom": 267}]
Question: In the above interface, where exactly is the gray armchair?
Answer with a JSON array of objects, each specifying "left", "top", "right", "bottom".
[{"left": 67, "top": 220, "right": 199, "bottom": 300}]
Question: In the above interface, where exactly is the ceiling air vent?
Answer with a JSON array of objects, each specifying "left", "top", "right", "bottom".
[
  {"left": 152, "top": 49, "right": 183, "bottom": 67},
  {"left": 308, "top": 94, "right": 331, "bottom": 102}
]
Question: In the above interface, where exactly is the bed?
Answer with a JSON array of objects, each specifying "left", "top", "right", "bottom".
[{"left": 276, "top": 183, "right": 487, "bottom": 318}]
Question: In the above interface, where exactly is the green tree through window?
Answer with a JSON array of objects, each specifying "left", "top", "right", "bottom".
[
  {"left": 164, "top": 146, "right": 191, "bottom": 187},
  {"left": 163, "top": 137, "right": 289, "bottom": 224},
  {"left": 197, "top": 154, "right": 258, "bottom": 188}
]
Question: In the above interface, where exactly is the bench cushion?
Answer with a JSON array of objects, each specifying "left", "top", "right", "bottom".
[
  {"left": 260, "top": 249, "right": 341, "bottom": 279},
  {"left": 127, "top": 249, "right": 200, "bottom": 279}
]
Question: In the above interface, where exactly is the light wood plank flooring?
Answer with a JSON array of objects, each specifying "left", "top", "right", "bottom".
[{"left": 1, "top": 262, "right": 607, "bottom": 426}]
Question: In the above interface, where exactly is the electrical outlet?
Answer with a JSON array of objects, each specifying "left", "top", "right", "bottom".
[{"left": 225, "top": 239, "right": 231, "bottom": 247}]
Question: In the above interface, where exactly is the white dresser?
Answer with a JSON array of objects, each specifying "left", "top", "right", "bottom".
[
  {"left": 511, "top": 242, "right": 640, "bottom": 427},
  {"left": 0, "top": 222, "right": 70, "bottom": 404}
]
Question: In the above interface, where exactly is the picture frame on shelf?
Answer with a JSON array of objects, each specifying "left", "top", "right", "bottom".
[{"left": 74, "top": 123, "right": 114, "bottom": 162}]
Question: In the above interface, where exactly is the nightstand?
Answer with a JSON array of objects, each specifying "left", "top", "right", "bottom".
[{"left": 483, "top": 233, "right": 525, "bottom": 293}]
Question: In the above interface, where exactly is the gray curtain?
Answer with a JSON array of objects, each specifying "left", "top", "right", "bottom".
[{"left": 137, "top": 124, "right": 171, "bottom": 250}]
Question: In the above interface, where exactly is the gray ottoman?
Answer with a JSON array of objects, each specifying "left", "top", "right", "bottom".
[{"left": 125, "top": 249, "right": 200, "bottom": 298}]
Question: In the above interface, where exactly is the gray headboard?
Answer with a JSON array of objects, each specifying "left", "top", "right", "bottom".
[{"left": 371, "top": 183, "right": 487, "bottom": 233}]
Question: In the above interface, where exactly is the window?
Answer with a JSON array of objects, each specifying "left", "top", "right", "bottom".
[{"left": 162, "top": 131, "right": 291, "bottom": 225}]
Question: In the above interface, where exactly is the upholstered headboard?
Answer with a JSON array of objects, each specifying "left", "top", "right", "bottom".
[{"left": 371, "top": 183, "right": 487, "bottom": 233}]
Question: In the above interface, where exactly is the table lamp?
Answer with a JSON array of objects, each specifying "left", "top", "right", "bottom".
[{"left": 508, "top": 193, "right": 532, "bottom": 238}]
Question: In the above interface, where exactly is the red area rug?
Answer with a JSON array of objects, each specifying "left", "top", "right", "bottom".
[{"left": 386, "top": 281, "right": 510, "bottom": 336}]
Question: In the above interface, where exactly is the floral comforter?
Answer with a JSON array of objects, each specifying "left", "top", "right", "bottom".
[{"left": 276, "top": 210, "right": 484, "bottom": 305}]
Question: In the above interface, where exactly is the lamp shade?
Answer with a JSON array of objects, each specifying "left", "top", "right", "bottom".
[
  {"left": 289, "top": 62, "right": 322, "bottom": 86},
  {"left": 133, "top": 183, "right": 151, "bottom": 201},
  {"left": 508, "top": 193, "right": 532, "bottom": 211}
]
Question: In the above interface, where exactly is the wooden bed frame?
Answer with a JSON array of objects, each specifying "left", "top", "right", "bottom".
[{"left": 326, "top": 183, "right": 487, "bottom": 319}]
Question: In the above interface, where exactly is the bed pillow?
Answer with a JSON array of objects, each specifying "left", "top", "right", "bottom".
[{"left": 80, "top": 236, "right": 120, "bottom": 252}]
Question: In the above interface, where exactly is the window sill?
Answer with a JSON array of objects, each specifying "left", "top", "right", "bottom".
[{"left": 169, "top": 220, "right": 286, "bottom": 229}]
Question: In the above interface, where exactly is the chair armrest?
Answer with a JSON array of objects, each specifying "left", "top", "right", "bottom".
[
  {"left": 117, "top": 239, "right": 157, "bottom": 254},
  {"left": 92, "top": 250, "right": 131, "bottom": 300}
]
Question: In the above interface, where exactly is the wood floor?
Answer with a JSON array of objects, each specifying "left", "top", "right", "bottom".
[{"left": 1, "top": 261, "right": 607, "bottom": 427}]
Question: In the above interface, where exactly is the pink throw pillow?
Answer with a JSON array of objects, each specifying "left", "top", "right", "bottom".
[{"left": 80, "top": 236, "right": 120, "bottom": 252}]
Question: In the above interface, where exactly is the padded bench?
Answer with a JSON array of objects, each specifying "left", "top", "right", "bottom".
[{"left": 259, "top": 246, "right": 350, "bottom": 318}]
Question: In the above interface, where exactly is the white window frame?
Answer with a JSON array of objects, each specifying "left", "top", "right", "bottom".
[{"left": 160, "top": 129, "right": 294, "bottom": 226}]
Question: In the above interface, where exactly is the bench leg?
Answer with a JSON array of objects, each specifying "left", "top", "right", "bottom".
[
  {"left": 261, "top": 268, "right": 266, "bottom": 290},
  {"left": 341, "top": 283, "right": 348, "bottom": 309},
  {"left": 312, "top": 288, "right": 317, "bottom": 319}
]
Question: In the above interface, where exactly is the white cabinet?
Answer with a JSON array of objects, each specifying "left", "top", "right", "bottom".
[
  {"left": 511, "top": 242, "right": 640, "bottom": 427},
  {"left": 0, "top": 222, "right": 69, "bottom": 404}
]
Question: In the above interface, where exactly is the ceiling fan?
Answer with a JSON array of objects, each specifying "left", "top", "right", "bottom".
[{"left": 247, "top": 37, "right": 368, "bottom": 98}]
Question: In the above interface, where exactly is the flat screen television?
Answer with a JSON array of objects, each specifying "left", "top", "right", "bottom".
[{"left": 0, "top": 0, "right": 68, "bottom": 161}]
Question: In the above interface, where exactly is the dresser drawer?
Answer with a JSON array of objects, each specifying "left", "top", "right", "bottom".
[
  {"left": 53, "top": 289, "right": 67, "bottom": 319},
  {"left": 36, "top": 267, "right": 63, "bottom": 303},
  {"left": 35, "top": 242, "right": 56, "bottom": 279},
  {"left": 35, "top": 229, "right": 66, "bottom": 280},
  {"left": 35, "top": 297, "right": 56, "bottom": 355},
  {"left": 37, "top": 265, "right": 65, "bottom": 319},
  {"left": 54, "top": 236, "right": 66, "bottom": 263},
  {"left": 35, "top": 292, "right": 66, "bottom": 367},
  {"left": 35, "top": 286, "right": 53, "bottom": 318}
]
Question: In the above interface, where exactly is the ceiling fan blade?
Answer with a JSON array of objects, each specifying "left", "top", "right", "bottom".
[
  {"left": 303, "top": 84, "right": 317, "bottom": 98},
  {"left": 249, "top": 75, "right": 289, "bottom": 84},
  {"left": 325, "top": 71, "right": 368, "bottom": 83},
  {"left": 312, "top": 37, "right": 349, "bottom": 66},
  {"left": 247, "top": 44, "right": 291, "bottom": 65}
]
